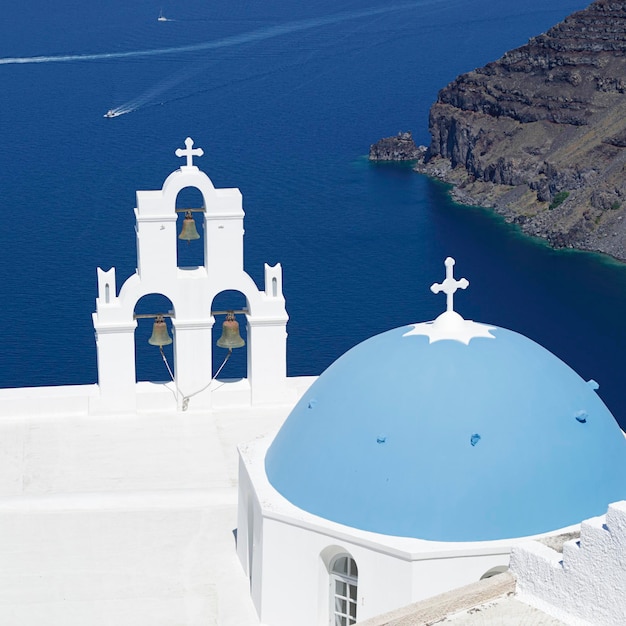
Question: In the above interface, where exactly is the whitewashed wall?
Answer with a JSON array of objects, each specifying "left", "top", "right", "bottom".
[
  {"left": 237, "top": 436, "right": 515, "bottom": 626},
  {"left": 512, "top": 500, "right": 626, "bottom": 626}
]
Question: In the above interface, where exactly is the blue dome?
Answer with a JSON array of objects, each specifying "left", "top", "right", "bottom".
[{"left": 266, "top": 324, "right": 626, "bottom": 542}]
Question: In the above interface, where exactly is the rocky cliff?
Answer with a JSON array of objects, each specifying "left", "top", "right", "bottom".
[
  {"left": 416, "top": 0, "right": 626, "bottom": 260},
  {"left": 369, "top": 132, "right": 424, "bottom": 161}
]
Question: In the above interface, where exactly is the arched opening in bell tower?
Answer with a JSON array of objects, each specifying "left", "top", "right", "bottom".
[
  {"left": 134, "top": 293, "right": 176, "bottom": 383},
  {"left": 211, "top": 289, "right": 248, "bottom": 380},
  {"left": 176, "top": 186, "right": 205, "bottom": 269}
]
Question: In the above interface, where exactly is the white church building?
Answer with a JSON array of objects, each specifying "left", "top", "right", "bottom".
[{"left": 1, "top": 137, "right": 626, "bottom": 626}]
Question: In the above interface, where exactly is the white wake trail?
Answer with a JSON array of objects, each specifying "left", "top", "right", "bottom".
[
  {"left": 0, "top": 2, "right": 428, "bottom": 66},
  {"left": 106, "top": 63, "right": 205, "bottom": 116}
]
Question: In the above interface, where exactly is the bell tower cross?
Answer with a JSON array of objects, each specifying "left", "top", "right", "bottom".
[{"left": 175, "top": 137, "right": 204, "bottom": 168}]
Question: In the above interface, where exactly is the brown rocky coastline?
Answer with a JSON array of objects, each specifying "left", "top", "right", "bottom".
[
  {"left": 369, "top": 131, "right": 425, "bottom": 161},
  {"left": 410, "top": 0, "right": 626, "bottom": 262}
]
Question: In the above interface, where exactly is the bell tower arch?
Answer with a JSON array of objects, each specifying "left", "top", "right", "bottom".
[{"left": 92, "top": 138, "right": 289, "bottom": 413}]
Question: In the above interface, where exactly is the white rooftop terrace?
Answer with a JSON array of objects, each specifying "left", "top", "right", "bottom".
[{"left": 0, "top": 377, "right": 315, "bottom": 626}]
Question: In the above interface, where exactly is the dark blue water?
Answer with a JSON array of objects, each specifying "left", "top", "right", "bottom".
[{"left": 6, "top": 0, "right": 625, "bottom": 424}]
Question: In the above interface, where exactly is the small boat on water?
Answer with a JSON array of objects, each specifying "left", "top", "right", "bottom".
[
  {"left": 104, "top": 109, "right": 119, "bottom": 118},
  {"left": 158, "top": 10, "right": 167, "bottom": 21}
]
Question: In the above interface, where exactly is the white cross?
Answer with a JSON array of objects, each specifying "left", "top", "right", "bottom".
[
  {"left": 430, "top": 257, "right": 469, "bottom": 313},
  {"left": 175, "top": 137, "right": 204, "bottom": 167}
]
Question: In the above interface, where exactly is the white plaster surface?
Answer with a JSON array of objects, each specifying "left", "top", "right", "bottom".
[
  {"left": 510, "top": 501, "right": 626, "bottom": 626},
  {"left": 403, "top": 311, "right": 495, "bottom": 345},
  {"left": 0, "top": 377, "right": 314, "bottom": 626}
]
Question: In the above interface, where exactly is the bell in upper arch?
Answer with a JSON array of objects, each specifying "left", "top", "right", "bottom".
[
  {"left": 178, "top": 210, "right": 200, "bottom": 242},
  {"left": 148, "top": 314, "right": 173, "bottom": 347},
  {"left": 217, "top": 312, "right": 245, "bottom": 349}
]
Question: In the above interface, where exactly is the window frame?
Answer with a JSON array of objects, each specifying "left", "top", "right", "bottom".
[{"left": 329, "top": 555, "right": 358, "bottom": 626}]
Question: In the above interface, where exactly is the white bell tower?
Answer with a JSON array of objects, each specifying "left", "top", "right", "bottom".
[{"left": 92, "top": 138, "right": 289, "bottom": 413}]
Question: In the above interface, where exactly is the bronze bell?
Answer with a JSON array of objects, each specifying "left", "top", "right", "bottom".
[
  {"left": 217, "top": 312, "right": 245, "bottom": 349},
  {"left": 178, "top": 210, "right": 200, "bottom": 242},
  {"left": 148, "top": 314, "right": 173, "bottom": 346}
]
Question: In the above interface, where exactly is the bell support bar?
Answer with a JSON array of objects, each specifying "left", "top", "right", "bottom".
[
  {"left": 175, "top": 207, "right": 205, "bottom": 213},
  {"left": 134, "top": 309, "right": 249, "bottom": 320}
]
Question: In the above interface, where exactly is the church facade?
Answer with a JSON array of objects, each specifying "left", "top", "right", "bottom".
[{"left": 237, "top": 257, "right": 626, "bottom": 625}]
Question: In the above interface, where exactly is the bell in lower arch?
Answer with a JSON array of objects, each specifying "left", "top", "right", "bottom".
[
  {"left": 217, "top": 312, "right": 245, "bottom": 349},
  {"left": 178, "top": 210, "right": 200, "bottom": 242},
  {"left": 148, "top": 314, "right": 173, "bottom": 346}
]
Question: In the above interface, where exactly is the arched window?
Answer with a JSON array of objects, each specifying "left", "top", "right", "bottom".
[{"left": 330, "top": 555, "right": 358, "bottom": 626}]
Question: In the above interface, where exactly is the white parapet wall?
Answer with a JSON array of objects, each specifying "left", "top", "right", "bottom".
[{"left": 511, "top": 500, "right": 626, "bottom": 626}]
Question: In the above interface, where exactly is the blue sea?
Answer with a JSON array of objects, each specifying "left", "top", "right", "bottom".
[{"left": 6, "top": 0, "right": 626, "bottom": 423}]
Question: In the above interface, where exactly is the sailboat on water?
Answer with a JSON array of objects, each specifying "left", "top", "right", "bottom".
[{"left": 157, "top": 9, "right": 168, "bottom": 22}]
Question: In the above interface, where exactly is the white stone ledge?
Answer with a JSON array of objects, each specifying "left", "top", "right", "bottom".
[
  {"left": 0, "top": 384, "right": 96, "bottom": 418},
  {"left": 0, "top": 489, "right": 233, "bottom": 512}
]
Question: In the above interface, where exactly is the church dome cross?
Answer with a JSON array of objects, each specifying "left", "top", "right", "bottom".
[
  {"left": 430, "top": 257, "right": 469, "bottom": 313},
  {"left": 404, "top": 257, "right": 494, "bottom": 344}
]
